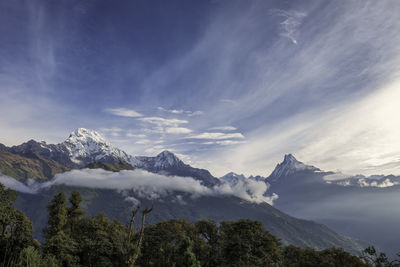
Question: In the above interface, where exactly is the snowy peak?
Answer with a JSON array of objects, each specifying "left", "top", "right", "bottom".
[
  {"left": 220, "top": 172, "right": 246, "bottom": 185},
  {"left": 154, "top": 150, "right": 183, "bottom": 168},
  {"left": 63, "top": 128, "right": 130, "bottom": 165},
  {"left": 283, "top": 154, "right": 298, "bottom": 164},
  {"left": 66, "top": 128, "right": 108, "bottom": 145},
  {"left": 269, "top": 154, "right": 320, "bottom": 181}
]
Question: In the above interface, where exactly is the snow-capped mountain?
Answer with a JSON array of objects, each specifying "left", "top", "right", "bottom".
[
  {"left": 133, "top": 150, "right": 185, "bottom": 170},
  {"left": 134, "top": 151, "right": 219, "bottom": 186},
  {"left": 7, "top": 128, "right": 219, "bottom": 186},
  {"left": 268, "top": 154, "right": 320, "bottom": 182},
  {"left": 220, "top": 172, "right": 247, "bottom": 185},
  {"left": 63, "top": 128, "right": 131, "bottom": 165}
]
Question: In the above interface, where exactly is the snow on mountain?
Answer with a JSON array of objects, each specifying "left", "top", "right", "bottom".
[
  {"left": 220, "top": 172, "right": 247, "bottom": 185},
  {"left": 154, "top": 150, "right": 184, "bottom": 168},
  {"left": 268, "top": 154, "right": 320, "bottom": 181},
  {"left": 324, "top": 173, "right": 400, "bottom": 188},
  {"left": 62, "top": 128, "right": 131, "bottom": 165}
]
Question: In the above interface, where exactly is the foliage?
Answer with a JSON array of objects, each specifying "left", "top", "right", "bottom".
[
  {"left": 0, "top": 184, "right": 34, "bottom": 266},
  {"left": 1, "top": 183, "right": 400, "bottom": 266},
  {"left": 362, "top": 246, "right": 400, "bottom": 267}
]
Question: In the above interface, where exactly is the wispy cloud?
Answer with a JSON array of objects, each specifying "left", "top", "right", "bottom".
[
  {"left": 104, "top": 108, "right": 143, "bottom": 118},
  {"left": 203, "top": 140, "right": 246, "bottom": 146},
  {"left": 157, "top": 107, "right": 203, "bottom": 116},
  {"left": 272, "top": 9, "right": 306, "bottom": 44},
  {"left": 220, "top": 99, "right": 237, "bottom": 104},
  {"left": 209, "top": 126, "right": 237, "bottom": 131},
  {"left": 138, "top": 117, "right": 188, "bottom": 126},
  {"left": 165, "top": 127, "right": 193, "bottom": 134},
  {"left": 188, "top": 132, "right": 245, "bottom": 140}
]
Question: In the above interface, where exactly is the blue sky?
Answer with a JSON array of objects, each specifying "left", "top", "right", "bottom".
[{"left": 1, "top": 0, "right": 400, "bottom": 177}]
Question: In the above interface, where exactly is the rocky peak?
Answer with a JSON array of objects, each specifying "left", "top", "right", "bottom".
[
  {"left": 269, "top": 154, "right": 319, "bottom": 181},
  {"left": 154, "top": 150, "right": 183, "bottom": 168},
  {"left": 62, "top": 128, "right": 130, "bottom": 165}
]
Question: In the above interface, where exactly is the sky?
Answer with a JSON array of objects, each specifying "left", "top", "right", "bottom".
[{"left": 1, "top": 0, "right": 400, "bottom": 177}]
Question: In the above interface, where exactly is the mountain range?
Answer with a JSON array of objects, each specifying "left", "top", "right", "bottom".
[{"left": 4, "top": 128, "right": 400, "bottom": 255}]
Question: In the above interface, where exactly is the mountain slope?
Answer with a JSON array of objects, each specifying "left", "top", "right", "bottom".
[
  {"left": 0, "top": 148, "right": 70, "bottom": 181},
  {"left": 4, "top": 128, "right": 219, "bottom": 186},
  {"left": 134, "top": 151, "right": 219, "bottom": 186},
  {"left": 14, "top": 184, "right": 364, "bottom": 255}
]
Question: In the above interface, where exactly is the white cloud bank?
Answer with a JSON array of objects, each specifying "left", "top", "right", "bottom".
[{"left": 0, "top": 169, "right": 278, "bottom": 205}]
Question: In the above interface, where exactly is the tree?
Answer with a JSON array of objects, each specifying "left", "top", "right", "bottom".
[
  {"left": 44, "top": 192, "right": 67, "bottom": 238},
  {"left": 74, "top": 212, "right": 130, "bottom": 266},
  {"left": 66, "top": 191, "right": 85, "bottom": 234},
  {"left": 0, "top": 183, "right": 34, "bottom": 266},
  {"left": 43, "top": 192, "right": 78, "bottom": 266},
  {"left": 218, "top": 219, "right": 282, "bottom": 266},
  {"left": 138, "top": 219, "right": 198, "bottom": 266},
  {"left": 362, "top": 246, "right": 400, "bottom": 267},
  {"left": 127, "top": 206, "right": 153, "bottom": 266},
  {"left": 18, "top": 246, "right": 59, "bottom": 267},
  {"left": 175, "top": 236, "right": 200, "bottom": 267},
  {"left": 195, "top": 220, "right": 220, "bottom": 266}
]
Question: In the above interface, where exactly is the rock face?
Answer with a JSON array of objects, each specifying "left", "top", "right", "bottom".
[{"left": 268, "top": 154, "right": 320, "bottom": 182}]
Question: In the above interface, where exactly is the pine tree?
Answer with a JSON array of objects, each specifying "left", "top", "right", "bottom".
[
  {"left": 43, "top": 192, "right": 78, "bottom": 266},
  {"left": 44, "top": 192, "right": 67, "bottom": 238},
  {"left": 66, "top": 191, "right": 85, "bottom": 234}
]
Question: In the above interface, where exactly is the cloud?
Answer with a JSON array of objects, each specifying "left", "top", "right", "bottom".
[
  {"left": 220, "top": 99, "right": 237, "bottom": 104},
  {"left": 157, "top": 107, "right": 203, "bottom": 117},
  {"left": 188, "top": 132, "right": 245, "bottom": 140},
  {"left": 272, "top": 9, "right": 306, "bottom": 44},
  {"left": 138, "top": 117, "right": 188, "bottom": 126},
  {"left": 104, "top": 108, "right": 143, "bottom": 118},
  {"left": 0, "top": 175, "right": 38, "bottom": 194},
  {"left": 0, "top": 169, "right": 278, "bottom": 205},
  {"left": 165, "top": 127, "right": 193, "bottom": 134},
  {"left": 135, "top": 139, "right": 153, "bottom": 145},
  {"left": 126, "top": 133, "right": 147, "bottom": 138},
  {"left": 209, "top": 126, "right": 237, "bottom": 131},
  {"left": 203, "top": 140, "right": 246, "bottom": 146}
]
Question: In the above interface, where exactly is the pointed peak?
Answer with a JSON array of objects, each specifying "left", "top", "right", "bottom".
[
  {"left": 154, "top": 150, "right": 183, "bottom": 168},
  {"left": 221, "top": 172, "right": 243, "bottom": 178},
  {"left": 157, "top": 150, "right": 175, "bottom": 157},
  {"left": 69, "top": 128, "right": 102, "bottom": 137},
  {"left": 283, "top": 153, "right": 298, "bottom": 163},
  {"left": 269, "top": 154, "right": 319, "bottom": 180},
  {"left": 66, "top": 128, "right": 108, "bottom": 144}
]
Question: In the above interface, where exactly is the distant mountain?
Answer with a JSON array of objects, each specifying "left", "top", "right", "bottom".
[
  {"left": 134, "top": 151, "right": 219, "bottom": 186},
  {"left": 0, "top": 146, "right": 70, "bottom": 181},
  {"left": 220, "top": 172, "right": 267, "bottom": 185},
  {"left": 220, "top": 172, "right": 247, "bottom": 185},
  {"left": 269, "top": 154, "right": 321, "bottom": 182},
  {"left": 266, "top": 154, "right": 400, "bottom": 257},
  {"left": 2, "top": 128, "right": 219, "bottom": 186},
  {"left": 3, "top": 130, "right": 391, "bottom": 255},
  {"left": 325, "top": 173, "right": 400, "bottom": 188}
]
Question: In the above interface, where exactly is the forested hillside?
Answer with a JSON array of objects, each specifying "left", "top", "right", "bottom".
[{"left": 1, "top": 183, "right": 399, "bottom": 267}]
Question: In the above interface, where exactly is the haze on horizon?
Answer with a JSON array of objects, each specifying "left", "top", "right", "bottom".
[{"left": 1, "top": 0, "right": 400, "bottom": 177}]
